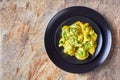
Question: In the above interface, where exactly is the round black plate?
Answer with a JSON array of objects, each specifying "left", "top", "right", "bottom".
[
  {"left": 54, "top": 16, "right": 103, "bottom": 64},
  {"left": 44, "top": 6, "right": 112, "bottom": 73}
]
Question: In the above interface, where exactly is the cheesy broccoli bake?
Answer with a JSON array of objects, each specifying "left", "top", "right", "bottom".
[{"left": 59, "top": 21, "right": 97, "bottom": 60}]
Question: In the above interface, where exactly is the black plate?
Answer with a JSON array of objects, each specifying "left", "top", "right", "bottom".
[
  {"left": 54, "top": 16, "right": 103, "bottom": 64},
  {"left": 44, "top": 6, "right": 112, "bottom": 73}
]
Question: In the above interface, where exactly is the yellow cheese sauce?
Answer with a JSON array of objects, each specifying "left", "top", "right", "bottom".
[{"left": 59, "top": 21, "right": 97, "bottom": 60}]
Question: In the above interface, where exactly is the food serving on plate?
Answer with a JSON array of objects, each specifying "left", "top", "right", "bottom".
[{"left": 59, "top": 21, "right": 97, "bottom": 60}]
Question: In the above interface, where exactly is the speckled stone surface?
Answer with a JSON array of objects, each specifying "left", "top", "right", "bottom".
[{"left": 0, "top": 0, "right": 120, "bottom": 80}]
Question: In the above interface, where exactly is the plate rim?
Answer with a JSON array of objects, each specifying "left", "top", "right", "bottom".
[{"left": 44, "top": 6, "right": 112, "bottom": 73}]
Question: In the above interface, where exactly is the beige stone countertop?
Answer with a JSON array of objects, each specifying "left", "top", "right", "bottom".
[{"left": 0, "top": 0, "right": 120, "bottom": 80}]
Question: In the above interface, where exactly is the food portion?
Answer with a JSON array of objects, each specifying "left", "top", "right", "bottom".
[{"left": 59, "top": 21, "right": 97, "bottom": 60}]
